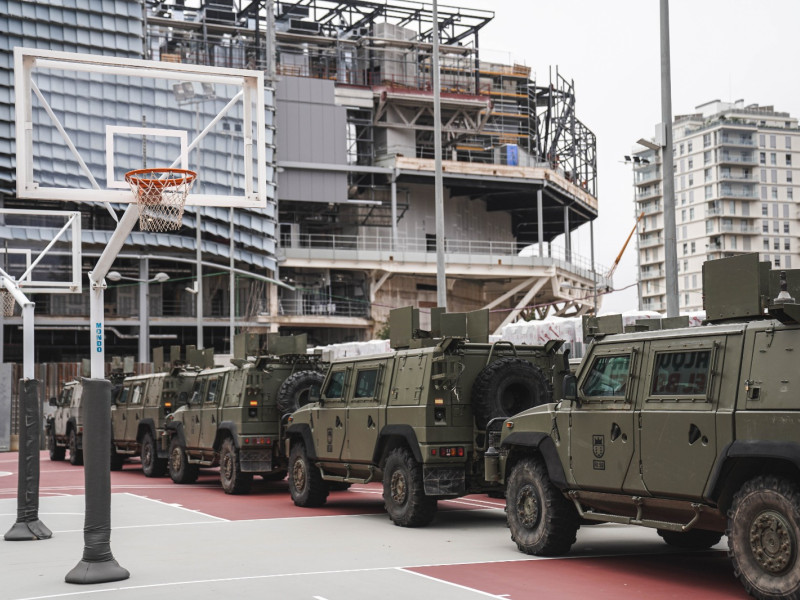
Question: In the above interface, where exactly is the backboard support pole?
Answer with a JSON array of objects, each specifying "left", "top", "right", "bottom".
[
  {"left": 66, "top": 205, "right": 137, "bottom": 584},
  {"left": 2, "top": 278, "right": 53, "bottom": 542}
]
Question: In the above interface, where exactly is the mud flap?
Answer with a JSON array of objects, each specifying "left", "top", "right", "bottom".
[
  {"left": 240, "top": 448, "right": 272, "bottom": 473},
  {"left": 423, "top": 465, "right": 465, "bottom": 496}
]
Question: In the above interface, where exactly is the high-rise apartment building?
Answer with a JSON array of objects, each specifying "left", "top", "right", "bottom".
[{"left": 633, "top": 100, "right": 799, "bottom": 312}]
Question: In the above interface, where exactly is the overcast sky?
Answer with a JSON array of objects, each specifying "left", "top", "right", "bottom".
[{"left": 452, "top": 0, "right": 800, "bottom": 312}]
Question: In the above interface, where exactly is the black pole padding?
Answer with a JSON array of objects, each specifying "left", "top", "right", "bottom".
[
  {"left": 4, "top": 379, "right": 52, "bottom": 541},
  {"left": 65, "top": 378, "right": 129, "bottom": 584}
]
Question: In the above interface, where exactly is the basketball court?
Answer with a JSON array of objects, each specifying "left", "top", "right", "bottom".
[{"left": 0, "top": 452, "right": 747, "bottom": 600}]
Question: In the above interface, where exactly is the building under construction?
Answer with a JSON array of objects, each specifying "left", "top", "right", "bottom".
[{"left": 0, "top": 0, "right": 607, "bottom": 360}]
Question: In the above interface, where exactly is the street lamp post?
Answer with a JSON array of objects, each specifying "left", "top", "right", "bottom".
[{"left": 106, "top": 269, "right": 169, "bottom": 364}]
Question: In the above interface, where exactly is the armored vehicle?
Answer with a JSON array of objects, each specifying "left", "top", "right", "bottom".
[
  {"left": 286, "top": 307, "right": 567, "bottom": 527},
  {"left": 165, "top": 334, "right": 325, "bottom": 494},
  {"left": 46, "top": 380, "right": 84, "bottom": 465},
  {"left": 110, "top": 347, "right": 208, "bottom": 475},
  {"left": 47, "top": 357, "right": 130, "bottom": 466},
  {"left": 491, "top": 254, "right": 800, "bottom": 600}
]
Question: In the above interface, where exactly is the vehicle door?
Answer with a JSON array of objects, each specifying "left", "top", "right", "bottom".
[
  {"left": 199, "top": 373, "right": 225, "bottom": 450},
  {"left": 343, "top": 360, "right": 388, "bottom": 469},
  {"left": 55, "top": 386, "right": 73, "bottom": 436},
  {"left": 111, "top": 383, "right": 134, "bottom": 443},
  {"left": 184, "top": 377, "right": 206, "bottom": 449},
  {"left": 313, "top": 366, "right": 349, "bottom": 465},
  {"left": 124, "top": 380, "right": 147, "bottom": 441},
  {"left": 142, "top": 375, "right": 163, "bottom": 427},
  {"left": 634, "top": 337, "right": 724, "bottom": 498},
  {"left": 569, "top": 343, "right": 642, "bottom": 492}
]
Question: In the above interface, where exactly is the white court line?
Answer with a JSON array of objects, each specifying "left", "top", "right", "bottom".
[
  {"left": 121, "top": 493, "right": 228, "bottom": 522},
  {"left": 54, "top": 521, "right": 231, "bottom": 534},
  {"left": 398, "top": 567, "right": 509, "bottom": 599}
]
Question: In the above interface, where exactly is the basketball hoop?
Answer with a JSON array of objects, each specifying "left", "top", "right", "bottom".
[
  {"left": 0, "top": 289, "right": 15, "bottom": 317},
  {"left": 125, "top": 168, "right": 197, "bottom": 232}
]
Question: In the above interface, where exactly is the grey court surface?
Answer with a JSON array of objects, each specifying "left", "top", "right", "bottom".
[{"left": 0, "top": 489, "right": 735, "bottom": 600}]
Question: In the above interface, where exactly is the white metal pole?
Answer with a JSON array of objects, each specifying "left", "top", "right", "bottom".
[
  {"left": 229, "top": 207, "right": 235, "bottom": 353},
  {"left": 196, "top": 211, "right": 203, "bottom": 349},
  {"left": 139, "top": 257, "right": 149, "bottom": 363},
  {"left": 432, "top": 0, "right": 446, "bottom": 310}
]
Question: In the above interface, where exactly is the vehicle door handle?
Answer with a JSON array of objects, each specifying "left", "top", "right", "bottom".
[
  {"left": 335, "top": 416, "right": 342, "bottom": 428},
  {"left": 122, "top": 413, "right": 126, "bottom": 420},
  {"left": 367, "top": 415, "right": 375, "bottom": 429},
  {"left": 688, "top": 424, "right": 702, "bottom": 445},
  {"left": 610, "top": 422, "right": 621, "bottom": 441},
  {"left": 194, "top": 415, "right": 200, "bottom": 423},
  {"left": 212, "top": 415, "right": 216, "bottom": 423}
]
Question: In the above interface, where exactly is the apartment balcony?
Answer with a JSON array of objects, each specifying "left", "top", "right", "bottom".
[
  {"left": 639, "top": 235, "right": 664, "bottom": 248},
  {"left": 718, "top": 172, "right": 755, "bottom": 182},
  {"left": 639, "top": 202, "right": 662, "bottom": 215},
  {"left": 640, "top": 268, "right": 665, "bottom": 281},
  {"left": 642, "top": 299, "right": 666, "bottom": 312},
  {"left": 719, "top": 134, "right": 755, "bottom": 147},
  {"left": 279, "top": 233, "right": 609, "bottom": 285},
  {"left": 636, "top": 187, "right": 662, "bottom": 201},
  {"left": 719, "top": 152, "right": 757, "bottom": 166},
  {"left": 718, "top": 223, "right": 760, "bottom": 234},
  {"left": 719, "top": 187, "right": 758, "bottom": 199}
]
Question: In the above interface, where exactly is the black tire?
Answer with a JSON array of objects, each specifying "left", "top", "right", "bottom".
[
  {"left": 657, "top": 528, "right": 723, "bottom": 549},
  {"left": 48, "top": 427, "right": 65, "bottom": 461},
  {"left": 507, "top": 456, "right": 579, "bottom": 556},
  {"left": 168, "top": 438, "right": 199, "bottom": 484},
  {"left": 141, "top": 431, "right": 167, "bottom": 478},
  {"left": 277, "top": 370, "right": 324, "bottom": 416},
  {"left": 288, "top": 442, "right": 328, "bottom": 507},
  {"left": 382, "top": 447, "right": 437, "bottom": 528},
  {"left": 219, "top": 437, "right": 253, "bottom": 495},
  {"left": 68, "top": 429, "right": 83, "bottom": 466},
  {"left": 728, "top": 476, "right": 800, "bottom": 600},
  {"left": 471, "top": 358, "right": 551, "bottom": 429}
]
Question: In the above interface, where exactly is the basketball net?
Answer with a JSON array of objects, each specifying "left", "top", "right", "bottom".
[{"left": 125, "top": 168, "right": 197, "bottom": 232}]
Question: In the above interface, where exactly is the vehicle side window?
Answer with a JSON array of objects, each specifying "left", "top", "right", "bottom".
[
  {"left": 582, "top": 355, "right": 630, "bottom": 397},
  {"left": 189, "top": 379, "right": 204, "bottom": 405},
  {"left": 117, "top": 387, "right": 129, "bottom": 405},
  {"left": 651, "top": 350, "right": 711, "bottom": 396},
  {"left": 354, "top": 369, "right": 378, "bottom": 399},
  {"left": 324, "top": 371, "right": 346, "bottom": 399},
  {"left": 206, "top": 376, "right": 220, "bottom": 404},
  {"left": 130, "top": 383, "right": 144, "bottom": 405},
  {"left": 61, "top": 388, "right": 73, "bottom": 406}
]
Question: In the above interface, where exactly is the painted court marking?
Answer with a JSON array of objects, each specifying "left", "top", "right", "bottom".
[{"left": 0, "top": 471, "right": 12, "bottom": 477}]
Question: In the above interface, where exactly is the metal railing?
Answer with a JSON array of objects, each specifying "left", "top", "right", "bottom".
[{"left": 277, "top": 298, "right": 370, "bottom": 319}]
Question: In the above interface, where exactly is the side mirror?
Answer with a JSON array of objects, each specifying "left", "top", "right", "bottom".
[
  {"left": 49, "top": 397, "right": 57, "bottom": 407},
  {"left": 562, "top": 374, "right": 578, "bottom": 405}
]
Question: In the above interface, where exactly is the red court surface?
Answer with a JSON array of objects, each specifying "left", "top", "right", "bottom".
[{"left": 0, "top": 452, "right": 749, "bottom": 599}]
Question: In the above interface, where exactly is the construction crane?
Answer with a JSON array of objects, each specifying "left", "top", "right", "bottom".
[{"left": 607, "top": 212, "right": 645, "bottom": 279}]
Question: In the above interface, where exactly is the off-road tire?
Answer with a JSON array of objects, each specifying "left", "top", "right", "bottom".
[
  {"left": 141, "top": 431, "right": 167, "bottom": 477},
  {"left": 277, "top": 370, "right": 325, "bottom": 416},
  {"left": 382, "top": 447, "right": 437, "bottom": 528},
  {"left": 471, "top": 358, "right": 551, "bottom": 429},
  {"left": 288, "top": 442, "right": 328, "bottom": 507},
  {"left": 68, "top": 429, "right": 83, "bottom": 466},
  {"left": 728, "top": 475, "right": 800, "bottom": 600},
  {"left": 657, "top": 528, "right": 723, "bottom": 549},
  {"left": 507, "top": 456, "right": 579, "bottom": 556},
  {"left": 168, "top": 438, "right": 199, "bottom": 484},
  {"left": 48, "top": 427, "right": 65, "bottom": 461},
  {"left": 220, "top": 437, "right": 253, "bottom": 495}
]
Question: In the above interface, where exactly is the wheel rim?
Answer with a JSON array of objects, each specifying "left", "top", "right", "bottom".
[
  {"left": 69, "top": 433, "right": 76, "bottom": 453},
  {"left": 171, "top": 447, "right": 183, "bottom": 473},
  {"left": 221, "top": 451, "right": 233, "bottom": 482},
  {"left": 142, "top": 442, "right": 153, "bottom": 469},
  {"left": 293, "top": 458, "right": 307, "bottom": 492},
  {"left": 390, "top": 470, "right": 408, "bottom": 506},
  {"left": 516, "top": 484, "right": 541, "bottom": 529},
  {"left": 749, "top": 510, "right": 796, "bottom": 574}
]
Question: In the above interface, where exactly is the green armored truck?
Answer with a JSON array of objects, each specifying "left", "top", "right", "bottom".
[
  {"left": 490, "top": 254, "right": 800, "bottom": 600},
  {"left": 47, "top": 357, "right": 130, "bottom": 466},
  {"left": 110, "top": 347, "right": 207, "bottom": 475},
  {"left": 164, "top": 334, "right": 325, "bottom": 494},
  {"left": 286, "top": 307, "right": 568, "bottom": 527}
]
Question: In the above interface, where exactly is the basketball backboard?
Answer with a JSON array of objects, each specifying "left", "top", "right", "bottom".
[
  {"left": 0, "top": 209, "right": 81, "bottom": 294},
  {"left": 14, "top": 47, "right": 268, "bottom": 209}
]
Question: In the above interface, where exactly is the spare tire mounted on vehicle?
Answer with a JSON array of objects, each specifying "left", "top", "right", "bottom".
[
  {"left": 277, "top": 370, "right": 325, "bottom": 415},
  {"left": 471, "top": 357, "right": 550, "bottom": 428}
]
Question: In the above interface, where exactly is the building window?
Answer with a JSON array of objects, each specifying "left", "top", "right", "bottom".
[
  {"left": 705, "top": 185, "right": 713, "bottom": 200},
  {"left": 786, "top": 154, "right": 792, "bottom": 166},
  {"left": 771, "top": 135, "right": 777, "bottom": 149},
  {"left": 688, "top": 174, "right": 694, "bottom": 186},
  {"left": 784, "top": 204, "right": 790, "bottom": 218},
  {"left": 682, "top": 243, "right": 688, "bottom": 255},
  {"left": 788, "top": 171, "right": 793, "bottom": 183},
  {"left": 774, "top": 239, "right": 780, "bottom": 250},
  {"left": 692, "top": 274, "right": 698, "bottom": 288},
  {"left": 704, "top": 151, "right": 711, "bottom": 164},
  {"left": 681, "top": 209, "right": 686, "bottom": 222},
  {"left": 704, "top": 133, "right": 711, "bottom": 148},
  {"left": 763, "top": 239, "right": 769, "bottom": 250},
  {"left": 683, "top": 260, "right": 688, "bottom": 272},
  {"left": 690, "top": 190, "right": 695, "bottom": 203},
  {"left": 706, "top": 220, "right": 713, "bottom": 234},
  {"left": 684, "top": 293, "right": 690, "bottom": 306},
  {"left": 689, "top": 208, "right": 695, "bottom": 219},
  {"left": 774, "top": 203, "right": 780, "bottom": 217},
  {"left": 680, "top": 143, "right": 684, "bottom": 155},
  {"left": 761, "top": 169, "right": 767, "bottom": 182},
  {"left": 774, "top": 221, "right": 780, "bottom": 233},
  {"left": 691, "top": 241, "right": 696, "bottom": 253},
  {"left": 763, "top": 220, "right": 769, "bottom": 233},
  {"left": 789, "top": 188, "right": 794, "bottom": 200},
  {"left": 788, "top": 256, "right": 793, "bottom": 269},
  {"left": 772, "top": 170, "right": 778, "bottom": 183},
  {"left": 762, "top": 186, "right": 768, "bottom": 199},
  {"left": 785, "top": 222, "right": 790, "bottom": 234},
  {"left": 762, "top": 203, "right": 769, "bottom": 216},
  {"left": 771, "top": 153, "right": 777, "bottom": 165},
  {"left": 772, "top": 187, "right": 779, "bottom": 200},
  {"left": 688, "top": 158, "right": 694, "bottom": 169},
  {"left": 760, "top": 134, "right": 766, "bottom": 148},
  {"left": 786, "top": 136, "right": 792, "bottom": 149},
  {"left": 760, "top": 152, "right": 766, "bottom": 165},
  {"left": 775, "top": 257, "right": 781, "bottom": 267},
  {"left": 688, "top": 141, "right": 693, "bottom": 152},
  {"left": 785, "top": 238, "right": 791, "bottom": 251}
]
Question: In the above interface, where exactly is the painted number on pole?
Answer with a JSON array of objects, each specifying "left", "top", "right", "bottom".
[{"left": 96, "top": 322, "right": 103, "bottom": 352}]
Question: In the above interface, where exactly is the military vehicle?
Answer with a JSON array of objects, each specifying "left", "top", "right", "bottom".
[
  {"left": 110, "top": 347, "right": 209, "bottom": 475},
  {"left": 164, "top": 333, "right": 325, "bottom": 494},
  {"left": 47, "top": 357, "right": 131, "bottom": 466},
  {"left": 285, "top": 307, "right": 568, "bottom": 527},
  {"left": 489, "top": 254, "right": 800, "bottom": 600}
]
